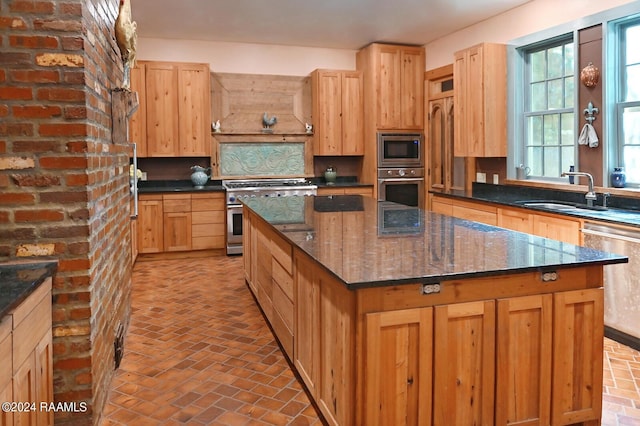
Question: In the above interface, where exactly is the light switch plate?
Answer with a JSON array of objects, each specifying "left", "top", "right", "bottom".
[
  {"left": 493, "top": 174, "right": 499, "bottom": 184},
  {"left": 476, "top": 172, "right": 486, "bottom": 183}
]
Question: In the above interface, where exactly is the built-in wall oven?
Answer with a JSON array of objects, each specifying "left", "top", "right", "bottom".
[
  {"left": 223, "top": 178, "right": 317, "bottom": 255},
  {"left": 377, "top": 132, "right": 425, "bottom": 208}
]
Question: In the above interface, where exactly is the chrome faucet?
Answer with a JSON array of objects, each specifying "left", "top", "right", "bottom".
[{"left": 561, "top": 171, "right": 597, "bottom": 206}]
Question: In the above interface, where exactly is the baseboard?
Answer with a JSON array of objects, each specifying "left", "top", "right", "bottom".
[{"left": 605, "top": 326, "right": 640, "bottom": 351}]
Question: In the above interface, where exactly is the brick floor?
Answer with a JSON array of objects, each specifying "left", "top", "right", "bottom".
[{"left": 99, "top": 254, "right": 640, "bottom": 425}]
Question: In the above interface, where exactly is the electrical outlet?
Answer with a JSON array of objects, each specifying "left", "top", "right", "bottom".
[{"left": 476, "top": 172, "right": 486, "bottom": 183}]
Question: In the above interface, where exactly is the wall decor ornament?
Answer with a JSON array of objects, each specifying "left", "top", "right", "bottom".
[{"left": 580, "top": 62, "right": 600, "bottom": 88}]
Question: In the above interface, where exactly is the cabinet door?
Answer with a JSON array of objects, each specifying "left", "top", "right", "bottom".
[
  {"left": 163, "top": 212, "right": 192, "bottom": 251},
  {"left": 178, "top": 63, "right": 211, "bottom": 156},
  {"left": 129, "top": 62, "right": 147, "bottom": 156},
  {"left": 35, "top": 332, "right": 54, "bottom": 426},
  {"left": 145, "top": 62, "right": 179, "bottom": 156},
  {"left": 341, "top": 71, "right": 364, "bottom": 155},
  {"left": 0, "top": 380, "right": 12, "bottom": 426},
  {"left": 496, "top": 295, "right": 552, "bottom": 426},
  {"left": 430, "top": 196, "right": 453, "bottom": 216},
  {"left": 466, "top": 45, "right": 484, "bottom": 157},
  {"left": 497, "top": 207, "right": 532, "bottom": 233},
  {"left": 313, "top": 71, "right": 342, "bottom": 155},
  {"left": 434, "top": 300, "right": 495, "bottom": 426},
  {"left": 138, "top": 198, "right": 164, "bottom": 253},
  {"left": 532, "top": 214, "right": 581, "bottom": 245},
  {"left": 294, "top": 254, "right": 320, "bottom": 397},
  {"left": 400, "top": 48, "right": 424, "bottom": 129},
  {"left": 428, "top": 97, "right": 452, "bottom": 191},
  {"left": 552, "top": 288, "right": 604, "bottom": 425},
  {"left": 377, "top": 46, "right": 402, "bottom": 129},
  {"left": 13, "top": 355, "right": 36, "bottom": 426},
  {"left": 453, "top": 50, "right": 468, "bottom": 157},
  {"left": 364, "top": 308, "right": 433, "bottom": 426}
]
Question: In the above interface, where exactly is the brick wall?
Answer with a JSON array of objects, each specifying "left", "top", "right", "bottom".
[{"left": 0, "top": 0, "right": 132, "bottom": 424}]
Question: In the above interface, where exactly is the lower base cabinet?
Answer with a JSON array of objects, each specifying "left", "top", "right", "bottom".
[
  {"left": 244, "top": 208, "right": 605, "bottom": 426},
  {"left": 1, "top": 278, "right": 54, "bottom": 426}
]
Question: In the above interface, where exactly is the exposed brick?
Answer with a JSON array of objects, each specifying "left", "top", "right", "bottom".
[
  {"left": 0, "top": 123, "right": 34, "bottom": 137},
  {"left": 0, "top": 157, "right": 35, "bottom": 170},
  {"left": 0, "top": 87, "right": 33, "bottom": 100},
  {"left": 70, "top": 308, "right": 91, "bottom": 321},
  {"left": 40, "top": 191, "right": 87, "bottom": 204},
  {"left": 69, "top": 208, "right": 90, "bottom": 220},
  {"left": 61, "top": 36, "right": 83, "bottom": 51},
  {"left": 74, "top": 372, "right": 92, "bottom": 386},
  {"left": 0, "top": 211, "right": 9, "bottom": 222},
  {"left": 10, "top": 1, "right": 55, "bottom": 14},
  {"left": 10, "top": 35, "right": 58, "bottom": 49},
  {"left": 35, "top": 52, "right": 84, "bottom": 67},
  {"left": 0, "top": 226, "right": 36, "bottom": 239},
  {"left": 0, "top": 192, "right": 35, "bottom": 205},
  {"left": 59, "top": 3, "right": 82, "bottom": 16},
  {"left": 13, "top": 140, "right": 63, "bottom": 153},
  {"left": 65, "top": 173, "right": 88, "bottom": 186},
  {"left": 63, "top": 70, "right": 85, "bottom": 85},
  {"left": 15, "top": 209, "right": 64, "bottom": 222},
  {"left": 0, "top": 69, "right": 5, "bottom": 81},
  {"left": 0, "top": 174, "right": 9, "bottom": 187},
  {"left": 57, "top": 258, "right": 91, "bottom": 272},
  {"left": 64, "top": 106, "right": 87, "bottom": 119},
  {"left": 12, "top": 105, "right": 62, "bottom": 119},
  {"left": 0, "top": 105, "right": 9, "bottom": 116},
  {"left": 40, "top": 156, "right": 88, "bottom": 169},
  {"left": 34, "top": 18, "right": 83, "bottom": 33},
  {"left": 42, "top": 224, "right": 89, "bottom": 239},
  {"left": 0, "top": 17, "right": 27, "bottom": 30},
  {"left": 0, "top": 141, "right": 5, "bottom": 153},
  {"left": 16, "top": 243, "right": 56, "bottom": 256},
  {"left": 39, "top": 123, "right": 87, "bottom": 137},
  {"left": 12, "top": 173, "right": 60, "bottom": 187},
  {"left": 67, "top": 241, "right": 89, "bottom": 255},
  {"left": 11, "top": 69, "right": 60, "bottom": 83},
  {"left": 54, "top": 356, "right": 92, "bottom": 371},
  {"left": 0, "top": 52, "right": 32, "bottom": 65},
  {"left": 37, "top": 87, "right": 85, "bottom": 102}
]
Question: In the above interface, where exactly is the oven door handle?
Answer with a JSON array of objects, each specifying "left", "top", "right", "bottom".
[{"left": 378, "top": 177, "right": 424, "bottom": 183}]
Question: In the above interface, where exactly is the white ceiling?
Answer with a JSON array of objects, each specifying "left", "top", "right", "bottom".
[{"left": 131, "top": 0, "right": 532, "bottom": 50}]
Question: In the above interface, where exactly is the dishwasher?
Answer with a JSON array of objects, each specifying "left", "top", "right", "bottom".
[{"left": 582, "top": 222, "right": 640, "bottom": 349}]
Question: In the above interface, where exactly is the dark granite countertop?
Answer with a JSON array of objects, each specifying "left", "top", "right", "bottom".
[
  {"left": 243, "top": 195, "right": 627, "bottom": 289},
  {"left": 0, "top": 260, "right": 57, "bottom": 319},
  {"left": 432, "top": 183, "right": 640, "bottom": 228},
  {"left": 137, "top": 179, "right": 225, "bottom": 193}
]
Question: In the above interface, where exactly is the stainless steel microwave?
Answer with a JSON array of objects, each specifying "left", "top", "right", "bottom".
[{"left": 377, "top": 132, "right": 423, "bottom": 168}]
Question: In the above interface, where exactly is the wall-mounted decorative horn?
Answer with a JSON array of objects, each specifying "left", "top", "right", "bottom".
[{"left": 580, "top": 62, "right": 600, "bottom": 88}]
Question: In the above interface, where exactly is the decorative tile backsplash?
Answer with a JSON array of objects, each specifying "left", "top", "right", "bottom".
[{"left": 220, "top": 142, "right": 305, "bottom": 176}]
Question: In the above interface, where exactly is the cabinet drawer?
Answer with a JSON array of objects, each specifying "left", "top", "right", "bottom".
[
  {"left": 192, "top": 193, "right": 224, "bottom": 211},
  {"left": 192, "top": 223, "right": 224, "bottom": 238},
  {"left": 271, "top": 237, "right": 292, "bottom": 275},
  {"left": 192, "top": 210, "right": 224, "bottom": 225},
  {"left": 272, "top": 260, "right": 293, "bottom": 301},
  {"left": 0, "top": 316, "right": 12, "bottom": 389},
  {"left": 12, "top": 282, "right": 51, "bottom": 373},
  {"left": 163, "top": 194, "right": 191, "bottom": 212}
]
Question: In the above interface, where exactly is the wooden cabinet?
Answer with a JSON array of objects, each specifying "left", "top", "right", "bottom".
[
  {"left": 357, "top": 43, "right": 425, "bottom": 130},
  {"left": 130, "top": 61, "right": 211, "bottom": 157},
  {"left": 311, "top": 70, "right": 364, "bottom": 155},
  {"left": 191, "top": 192, "right": 225, "bottom": 250},
  {"left": 2, "top": 278, "right": 53, "bottom": 426},
  {"left": 532, "top": 213, "right": 582, "bottom": 245},
  {"left": 138, "top": 192, "right": 225, "bottom": 253},
  {"left": 163, "top": 194, "right": 192, "bottom": 252},
  {"left": 430, "top": 195, "right": 497, "bottom": 226},
  {"left": 316, "top": 186, "right": 373, "bottom": 197},
  {"left": 364, "top": 308, "right": 432, "bottom": 426},
  {"left": 497, "top": 206, "right": 532, "bottom": 233},
  {"left": 454, "top": 43, "right": 506, "bottom": 157},
  {"left": 138, "top": 194, "right": 164, "bottom": 253}
]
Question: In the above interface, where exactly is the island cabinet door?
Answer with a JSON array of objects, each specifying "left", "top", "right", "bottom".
[
  {"left": 551, "top": 288, "right": 604, "bottom": 426},
  {"left": 433, "top": 300, "right": 496, "bottom": 426},
  {"left": 495, "top": 295, "right": 553, "bottom": 426},
  {"left": 363, "top": 308, "right": 433, "bottom": 426}
]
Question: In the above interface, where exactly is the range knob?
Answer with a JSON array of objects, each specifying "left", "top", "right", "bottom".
[
  {"left": 398, "top": 169, "right": 406, "bottom": 177},
  {"left": 229, "top": 196, "right": 236, "bottom": 203}
]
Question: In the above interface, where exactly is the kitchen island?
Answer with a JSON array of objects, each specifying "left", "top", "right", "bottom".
[{"left": 242, "top": 195, "right": 627, "bottom": 426}]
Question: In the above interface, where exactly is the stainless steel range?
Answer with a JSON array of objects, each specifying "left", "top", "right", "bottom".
[{"left": 223, "top": 178, "right": 317, "bottom": 255}]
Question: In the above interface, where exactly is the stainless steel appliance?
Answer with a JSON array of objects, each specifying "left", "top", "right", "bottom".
[
  {"left": 582, "top": 222, "right": 640, "bottom": 349},
  {"left": 377, "top": 167, "right": 425, "bottom": 208},
  {"left": 377, "top": 132, "right": 423, "bottom": 168},
  {"left": 223, "top": 178, "right": 317, "bottom": 255}
]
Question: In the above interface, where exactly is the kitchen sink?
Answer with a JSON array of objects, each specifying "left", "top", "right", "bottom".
[{"left": 517, "top": 200, "right": 608, "bottom": 212}]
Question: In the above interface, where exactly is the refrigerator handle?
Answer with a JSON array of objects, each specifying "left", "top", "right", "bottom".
[{"left": 131, "top": 142, "right": 139, "bottom": 219}]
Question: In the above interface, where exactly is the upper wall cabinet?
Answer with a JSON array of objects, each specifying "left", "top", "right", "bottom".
[
  {"left": 453, "top": 43, "right": 507, "bottom": 157},
  {"left": 130, "top": 61, "right": 211, "bottom": 157},
  {"left": 357, "top": 43, "right": 425, "bottom": 130},
  {"left": 311, "top": 69, "right": 364, "bottom": 156}
]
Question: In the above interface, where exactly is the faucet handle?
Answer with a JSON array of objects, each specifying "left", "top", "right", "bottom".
[{"left": 602, "top": 192, "right": 611, "bottom": 208}]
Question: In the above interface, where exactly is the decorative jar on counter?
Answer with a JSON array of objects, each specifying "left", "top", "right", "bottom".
[
  {"left": 190, "top": 165, "right": 211, "bottom": 189},
  {"left": 324, "top": 166, "right": 337, "bottom": 185},
  {"left": 611, "top": 167, "right": 626, "bottom": 188}
]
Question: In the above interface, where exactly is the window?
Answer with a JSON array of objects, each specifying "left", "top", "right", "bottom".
[
  {"left": 613, "top": 17, "right": 640, "bottom": 187},
  {"left": 522, "top": 38, "right": 575, "bottom": 179}
]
